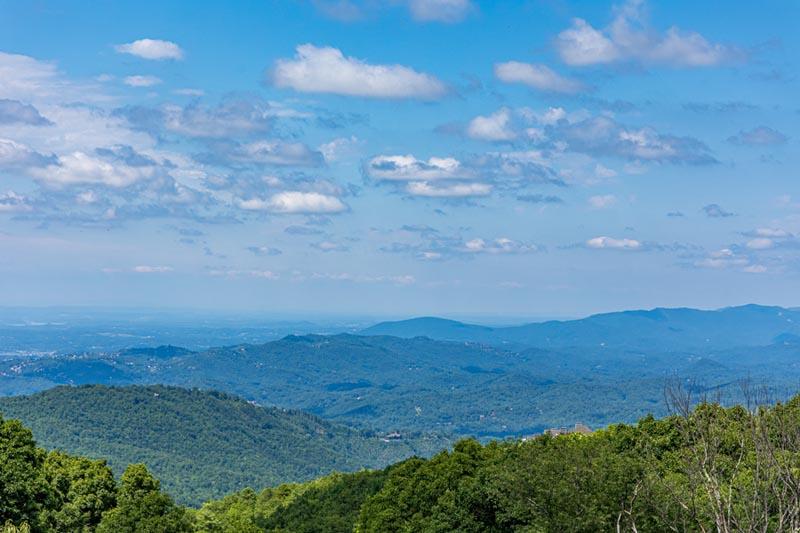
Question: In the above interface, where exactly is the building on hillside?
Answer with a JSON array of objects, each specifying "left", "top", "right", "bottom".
[{"left": 543, "top": 423, "right": 592, "bottom": 437}]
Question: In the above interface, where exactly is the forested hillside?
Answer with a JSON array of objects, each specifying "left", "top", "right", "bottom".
[
  {"left": 5, "top": 391, "right": 800, "bottom": 531},
  {"left": 4, "top": 327, "right": 800, "bottom": 437},
  {"left": 0, "top": 385, "right": 448, "bottom": 505}
]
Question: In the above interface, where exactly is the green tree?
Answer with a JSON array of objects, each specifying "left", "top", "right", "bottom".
[
  {"left": 0, "top": 417, "right": 49, "bottom": 529},
  {"left": 97, "top": 464, "right": 192, "bottom": 533},
  {"left": 40, "top": 451, "right": 117, "bottom": 532}
]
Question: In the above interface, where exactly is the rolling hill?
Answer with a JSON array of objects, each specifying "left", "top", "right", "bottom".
[{"left": 0, "top": 384, "right": 449, "bottom": 505}]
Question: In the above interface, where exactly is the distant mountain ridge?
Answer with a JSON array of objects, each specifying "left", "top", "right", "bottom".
[
  {"left": 360, "top": 304, "right": 800, "bottom": 350},
  {"left": 4, "top": 304, "right": 800, "bottom": 444}
]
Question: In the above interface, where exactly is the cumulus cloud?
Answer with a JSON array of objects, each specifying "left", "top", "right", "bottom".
[
  {"left": 0, "top": 190, "right": 32, "bottom": 212},
  {"left": 201, "top": 139, "right": 324, "bottom": 167},
  {"left": 407, "top": 0, "right": 474, "bottom": 23},
  {"left": 740, "top": 228, "right": 799, "bottom": 252},
  {"left": 555, "top": 0, "right": 738, "bottom": 68},
  {"left": 29, "top": 150, "right": 156, "bottom": 188},
  {"left": 588, "top": 194, "right": 616, "bottom": 208},
  {"left": 366, "top": 154, "right": 467, "bottom": 181},
  {"left": 123, "top": 75, "right": 162, "bottom": 87},
  {"left": 746, "top": 238, "right": 774, "bottom": 250},
  {"left": 460, "top": 237, "right": 539, "bottom": 255},
  {"left": 693, "top": 248, "right": 750, "bottom": 270},
  {"left": 0, "top": 52, "right": 231, "bottom": 226},
  {"left": 406, "top": 181, "right": 491, "bottom": 197},
  {"left": 208, "top": 268, "right": 279, "bottom": 280},
  {"left": 466, "top": 108, "right": 517, "bottom": 141},
  {"left": 702, "top": 203, "right": 735, "bottom": 218},
  {"left": 298, "top": 271, "right": 415, "bottom": 285},
  {"left": 311, "top": 0, "right": 473, "bottom": 23},
  {"left": 319, "top": 135, "right": 362, "bottom": 162},
  {"left": 366, "top": 149, "right": 562, "bottom": 200},
  {"left": 727, "top": 126, "right": 788, "bottom": 146},
  {"left": 132, "top": 265, "right": 173, "bottom": 273},
  {"left": 115, "top": 97, "right": 304, "bottom": 139},
  {"left": 115, "top": 39, "right": 184, "bottom": 60},
  {"left": 239, "top": 191, "right": 347, "bottom": 214},
  {"left": 494, "top": 61, "right": 584, "bottom": 93},
  {"left": 460, "top": 107, "right": 715, "bottom": 165},
  {"left": 271, "top": 44, "right": 447, "bottom": 99},
  {"left": 311, "top": 240, "right": 350, "bottom": 252},
  {"left": 381, "top": 228, "right": 540, "bottom": 260},
  {"left": 0, "top": 51, "right": 105, "bottom": 104},
  {"left": 517, "top": 194, "right": 564, "bottom": 204},
  {"left": 0, "top": 99, "right": 51, "bottom": 125},
  {"left": 556, "top": 115, "right": 716, "bottom": 164},
  {"left": 0, "top": 138, "right": 54, "bottom": 168},
  {"left": 586, "top": 236, "right": 642, "bottom": 250},
  {"left": 246, "top": 245, "right": 283, "bottom": 256}
]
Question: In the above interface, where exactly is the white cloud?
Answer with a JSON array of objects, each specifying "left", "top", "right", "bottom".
[
  {"left": 312, "top": 240, "right": 349, "bottom": 252},
  {"left": 461, "top": 237, "right": 539, "bottom": 255},
  {"left": 0, "top": 190, "right": 32, "bottom": 212},
  {"left": 556, "top": 19, "right": 621, "bottom": 66},
  {"left": 240, "top": 191, "right": 347, "bottom": 214},
  {"left": 0, "top": 51, "right": 104, "bottom": 104},
  {"left": 406, "top": 181, "right": 491, "bottom": 197},
  {"left": 222, "top": 140, "right": 324, "bottom": 166},
  {"left": 586, "top": 236, "right": 641, "bottom": 250},
  {"left": 750, "top": 228, "right": 789, "bottom": 238},
  {"left": 588, "top": 194, "right": 616, "bottom": 208},
  {"left": 407, "top": 0, "right": 473, "bottom": 23},
  {"left": 367, "top": 154, "right": 466, "bottom": 181},
  {"left": 272, "top": 44, "right": 447, "bottom": 99},
  {"left": 594, "top": 164, "right": 617, "bottom": 178},
  {"left": 132, "top": 265, "right": 173, "bottom": 273},
  {"left": 209, "top": 269, "right": 279, "bottom": 280},
  {"left": 124, "top": 75, "right": 162, "bottom": 87},
  {"left": 29, "top": 151, "right": 155, "bottom": 188},
  {"left": 0, "top": 138, "right": 51, "bottom": 168},
  {"left": 694, "top": 248, "right": 749, "bottom": 270},
  {"left": 115, "top": 39, "right": 184, "bottom": 60},
  {"left": 746, "top": 238, "right": 774, "bottom": 250},
  {"left": 302, "top": 271, "right": 416, "bottom": 285},
  {"left": 555, "top": 1, "right": 737, "bottom": 68},
  {"left": 319, "top": 135, "right": 362, "bottom": 162},
  {"left": 728, "top": 126, "right": 788, "bottom": 146},
  {"left": 494, "top": 61, "right": 584, "bottom": 93},
  {"left": 467, "top": 108, "right": 516, "bottom": 141},
  {"left": 174, "top": 88, "right": 205, "bottom": 96}
]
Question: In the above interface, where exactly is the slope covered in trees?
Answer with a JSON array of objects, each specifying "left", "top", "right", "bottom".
[
  {"left": 6, "top": 330, "right": 800, "bottom": 437},
  {"left": 5, "top": 391, "right": 800, "bottom": 531},
  {"left": 0, "top": 385, "right": 448, "bottom": 505}
]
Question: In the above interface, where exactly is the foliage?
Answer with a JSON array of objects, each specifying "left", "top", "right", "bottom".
[
  {"left": 193, "top": 470, "right": 387, "bottom": 533},
  {"left": 40, "top": 451, "right": 117, "bottom": 532},
  {"left": 96, "top": 464, "right": 192, "bottom": 533},
  {"left": 7, "top": 385, "right": 800, "bottom": 531},
  {"left": 0, "top": 385, "right": 448, "bottom": 505},
  {"left": 6, "top": 324, "right": 800, "bottom": 439}
]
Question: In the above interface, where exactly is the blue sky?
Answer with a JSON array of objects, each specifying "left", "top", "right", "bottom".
[{"left": 0, "top": 0, "right": 797, "bottom": 318}]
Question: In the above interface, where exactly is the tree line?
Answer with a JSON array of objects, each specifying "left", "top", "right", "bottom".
[{"left": 4, "top": 385, "right": 800, "bottom": 531}]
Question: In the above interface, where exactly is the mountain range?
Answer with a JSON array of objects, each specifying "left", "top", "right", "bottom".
[
  {"left": 360, "top": 304, "right": 800, "bottom": 351},
  {"left": 3, "top": 304, "right": 800, "bottom": 438}
]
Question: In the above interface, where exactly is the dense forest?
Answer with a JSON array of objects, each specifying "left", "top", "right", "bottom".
[
  {"left": 5, "top": 385, "right": 800, "bottom": 531},
  {"left": 6, "top": 322, "right": 800, "bottom": 438},
  {"left": 0, "top": 385, "right": 448, "bottom": 505}
]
